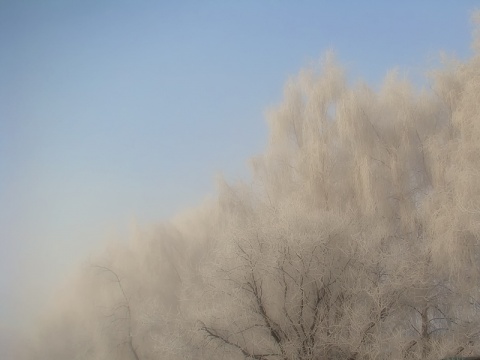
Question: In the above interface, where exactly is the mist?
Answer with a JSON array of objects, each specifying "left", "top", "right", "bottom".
[{"left": 4, "top": 4, "right": 480, "bottom": 360}]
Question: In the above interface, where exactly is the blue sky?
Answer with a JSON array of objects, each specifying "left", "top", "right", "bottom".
[{"left": 0, "top": 0, "right": 478, "bottom": 332}]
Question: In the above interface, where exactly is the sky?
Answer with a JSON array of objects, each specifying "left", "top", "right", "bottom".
[{"left": 0, "top": 0, "right": 478, "bottom": 335}]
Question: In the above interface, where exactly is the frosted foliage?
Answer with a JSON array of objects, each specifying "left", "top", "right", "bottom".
[
  {"left": 201, "top": 48, "right": 480, "bottom": 360},
  {"left": 14, "top": 20, "right": 480, "bottom": 360}
]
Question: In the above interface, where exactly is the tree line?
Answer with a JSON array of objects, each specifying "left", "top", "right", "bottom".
[{"left": 14, "top": 16, "right": 480, "bottom": 360}]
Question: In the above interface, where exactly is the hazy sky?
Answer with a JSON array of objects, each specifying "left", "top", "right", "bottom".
[{"left": 0, "top": 0, "right": 477, "bottom": 332}]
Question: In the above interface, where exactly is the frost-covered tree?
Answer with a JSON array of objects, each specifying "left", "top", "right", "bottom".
[{"left": 195, "top": 33, "right": 480, "bottom": 359}]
